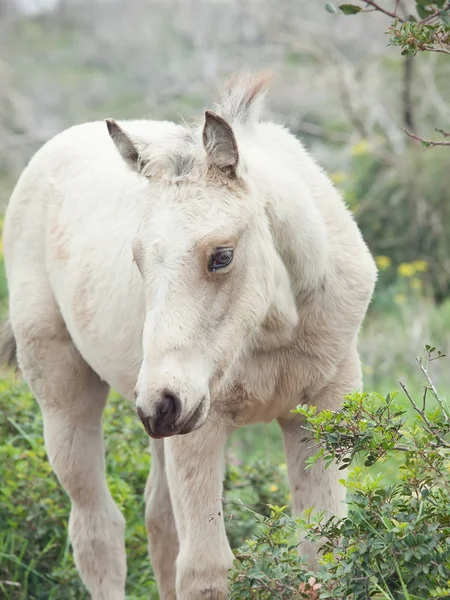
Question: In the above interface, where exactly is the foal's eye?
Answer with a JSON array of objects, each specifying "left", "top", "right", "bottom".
[{"left": 208, "top": 248, "right": 234, "bottom": 272}]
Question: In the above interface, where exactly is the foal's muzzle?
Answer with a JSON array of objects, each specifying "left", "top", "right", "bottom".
[
  {"left": 136, "top": 390, "right": 206, "bottom": 439},
  {"left": 135, "top": 348, "right": 210, "bottom": 438}
]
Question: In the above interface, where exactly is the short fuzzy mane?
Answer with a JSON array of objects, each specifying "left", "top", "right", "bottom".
[
  {"left": 136, "top": 72, "right": 272, "bottom": 182},
  {"left": 212, "top": 71, "right": 272, "bottom": 126}
]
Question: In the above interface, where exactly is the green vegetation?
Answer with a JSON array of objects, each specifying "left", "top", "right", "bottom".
[{"left": 230, "top": 349, "right": 450, "bottom": 599}]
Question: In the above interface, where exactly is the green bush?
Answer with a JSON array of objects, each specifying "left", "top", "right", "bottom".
[{"left": 229, "top": 348, "right": 450, "bottom": 599}]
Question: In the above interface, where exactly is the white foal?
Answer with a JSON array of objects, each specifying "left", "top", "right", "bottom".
[{"left": 1, "top": 72, "right": 377, "bottom": 599}]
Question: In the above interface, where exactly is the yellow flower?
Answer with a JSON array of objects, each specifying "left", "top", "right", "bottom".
[
  {"left": 411, "top": 278, "right": 422, "bottom": 291},
  {"left": 351, "top": 139, "right": 371, "bottom": 157},
  {"left": 330, "top": 171, "right": 347, "bottom": 184},
  {"left": 269, "top": 484, "right": 279, "bottom": 493},
  {"left": 398, "top": 263, "right": 415, "bottom": 278},
  {"left": 394, "top": 293, "right": 406, "bottom": 304},
  {"left": 375, "top": 255, "right": 391, "bottom": 270},
  {"left": 412, "top": 259, "right": 428, "bottom": 272}
]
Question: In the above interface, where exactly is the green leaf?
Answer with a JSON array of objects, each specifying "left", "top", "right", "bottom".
[
  {"left": 339, "top": 3, "right": 362, "bottom": 14},
  {"left": 325, "top": 2, "right": 338, "bottom": 13}
]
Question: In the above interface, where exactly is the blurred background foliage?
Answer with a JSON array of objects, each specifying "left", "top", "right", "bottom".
[{"left": 0, "top": 0, "right": 450, "bottom": 598}]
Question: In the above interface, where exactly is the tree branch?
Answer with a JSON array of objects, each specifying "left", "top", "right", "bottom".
[
  {"left": 419, "top": 2, "right": 450, "bottom": 24},
  {"left": 436, "top": 128, "right": 450, "bottom": 138},
  {"left": 362, "top": 0, "right": 404, "bottom": 21},
  {"left": 416, "top": 357, "right": 450, "bottom": 421},
  {"left": 403, "top": 128, "right": 450, "bottom": 147},
  {"left": 426, "top": 45, "right": 450, "bottom": 55},
  {"left": 399, "top": 381, "right": 434, "bottom": 430}
]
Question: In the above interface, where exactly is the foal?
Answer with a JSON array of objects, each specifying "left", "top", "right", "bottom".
[{"left": 1, "top": 72, "right": 376, "bottom": 599}]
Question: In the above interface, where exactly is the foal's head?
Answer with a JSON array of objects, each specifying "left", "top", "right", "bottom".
[{"left": 107, "top": 75, "right": 298, "bottom": 438}]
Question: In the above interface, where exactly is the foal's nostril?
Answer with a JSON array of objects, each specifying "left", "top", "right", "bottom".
[
  {"left": 137, "top": 407, "right": 154, "bottom": 437},
  {"left": 157, "top": 389, "right": 182, "bottom": 428},
  {"left": 136, "top": 390, "right": 182, "bottom": 438}
]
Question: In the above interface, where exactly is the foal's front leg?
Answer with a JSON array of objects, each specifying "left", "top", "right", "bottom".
[
  {"left": 278, "top": 352, "right": 362, "bottom": 567},
  {"left": 145, "top": 439, "right": 178, "bottom": 600},
  {"left": 165, "top": 420, "right": 234, "bottom": 600}
]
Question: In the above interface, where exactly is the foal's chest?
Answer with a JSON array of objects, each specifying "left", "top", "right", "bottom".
[{"left": 216, "top": 352, "right": 310, "bottom": 426}]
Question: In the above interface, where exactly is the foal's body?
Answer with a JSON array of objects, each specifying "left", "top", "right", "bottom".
[{"left": 3, "top": 75, "right": 376, "bottom": 599}]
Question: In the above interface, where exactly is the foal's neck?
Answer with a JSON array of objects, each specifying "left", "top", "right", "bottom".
[{"left": 262, "top": 178, "right": 329, "bottom": 302}]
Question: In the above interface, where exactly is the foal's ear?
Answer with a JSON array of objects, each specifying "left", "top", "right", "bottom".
[
  {"left": 106, "top": 119, "right": 141, "bottom": 172},
  {"left": 202, "top": 111, "right": 239, "bottom": 178}
]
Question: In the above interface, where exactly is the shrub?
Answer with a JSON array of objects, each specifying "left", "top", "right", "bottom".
[{"left": 229, "top": 347, "right": 450, "bottom": 599}]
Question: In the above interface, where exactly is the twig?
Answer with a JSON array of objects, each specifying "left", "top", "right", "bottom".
[
  {"left": 419, "top": 2, "right": 450, "bottom": 24},
  {"left": 399, "top": 381, "right": 434, "bottom": 429},
  {"left": 425, "top": 46, "right": 450, "bottom": 56},
  {"left": 362, "top": 0, "right": 404, "bottom": 21},
  {"left": 416, "top": 357, "right": 450, "bottom": 421},
  {"left": 422, "top": 385, "right": 428, "bottom": 413},
  {"left": 403, "top": 128, "right": 450, "bottom": 147},
  {"left": 392, "top": 444, "right": 417, "bottom": 452}
]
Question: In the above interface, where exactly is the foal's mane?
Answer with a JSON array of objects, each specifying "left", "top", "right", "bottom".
[{"left": 138, "top": 72, "right": 272, "bottom": 181}]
